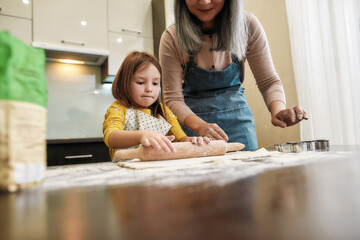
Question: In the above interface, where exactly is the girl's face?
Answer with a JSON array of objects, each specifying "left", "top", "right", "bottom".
[
  {"left": 185, "top": 0, "right": 225, "bottom": 30},
  {"left": 130, "top": 63, "right": 161, "bottom": 108}
]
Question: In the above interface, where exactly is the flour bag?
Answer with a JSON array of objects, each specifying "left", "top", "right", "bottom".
[{"left": 0, "top": 31, "right": 47, "bottom": 192}]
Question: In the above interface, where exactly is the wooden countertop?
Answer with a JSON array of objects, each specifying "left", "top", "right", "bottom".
[{"left": 0, "top": 146, "right": 359, "bottom": 240}]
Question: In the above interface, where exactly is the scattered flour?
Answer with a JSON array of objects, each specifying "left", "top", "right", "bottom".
[{"left": 40, "top": 149, "right": 353, "bottom": 191}]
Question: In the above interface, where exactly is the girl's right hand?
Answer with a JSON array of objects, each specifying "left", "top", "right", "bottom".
[
  {"left": 140, "top": 132, "right": 176, "bottom": 153},
  {"left": 197, "top": 122, "right": 229, "bottom": 141}
]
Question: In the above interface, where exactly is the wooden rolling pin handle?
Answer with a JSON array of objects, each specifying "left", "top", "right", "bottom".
[{"left": 226, "top": 142, "right": 245, "bottom": 152}]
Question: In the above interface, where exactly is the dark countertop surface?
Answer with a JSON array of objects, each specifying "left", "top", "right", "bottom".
[
  {"left": 1, "top": 145, "right": 359, "bottom": 240},
  {"left": 47, "top": 137, "right": 104, "bottom": 144}
]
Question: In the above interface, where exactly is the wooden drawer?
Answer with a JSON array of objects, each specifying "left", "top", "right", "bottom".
[{"left": 47, "top": 138, "right": 110, "bottom": 166}]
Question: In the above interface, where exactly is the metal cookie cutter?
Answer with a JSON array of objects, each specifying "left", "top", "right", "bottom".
[
  {"left": 274, "top": 143, "right": 292, "bottom": 153},
  {"left": 305, "top": 140, "right": 316, "bottom": 151},
  {"left": 289, "top": 141, "right": 308, "bottom": 153},
  {"left": 274, "top": 139, "right": 329, "bottom": 153},
  {"left": 314, "top": 139, "right": 330, "bottom": 151},
  {"left": 274, "top": 142, "right": 305, "bottom": 153}
]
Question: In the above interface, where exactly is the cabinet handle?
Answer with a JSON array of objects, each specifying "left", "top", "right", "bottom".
[
  {"left": 121, "top": 28, "right": 142, "bottom": 35},
  {"left": 64, "top": 154, "right": 93, "bottom": 159},
  {"left": 61, "top": 40, "right": 85, "bottom": 46}
]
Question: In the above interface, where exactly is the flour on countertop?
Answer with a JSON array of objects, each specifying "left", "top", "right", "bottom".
[
  {"left": 117, "top": 148, "right": 276, "bottom": 169},
  {"left": 40, "top": 149, "right": 353, "bottom": 191}
]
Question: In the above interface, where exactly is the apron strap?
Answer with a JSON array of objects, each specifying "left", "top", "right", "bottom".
[
  {"left": 188, "top": 54, "right": 194, "bottom": 64},
  {"left": 232, "top": 53, "right": 241, "bottom": 64}
]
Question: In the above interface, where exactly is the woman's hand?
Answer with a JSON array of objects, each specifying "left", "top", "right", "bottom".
[
  {"left": 184, "top": 114, "right": 229, "bottom": 141},
  {"left": 179, "top": 136, "right": 212, "bottom": 145},
  {"left": 140, "top": 132, "right": 176, "bottom": 153},
  {"left": 197, "top": 122, "right": 229, "bottom": 141},
  {"left": 272, "top": 106, "right": 308, "bottom": 128}
]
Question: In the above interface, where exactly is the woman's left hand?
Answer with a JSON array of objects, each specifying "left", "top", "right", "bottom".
[{"left": 272, "top": 106, "right": 308, "bottom": 128}]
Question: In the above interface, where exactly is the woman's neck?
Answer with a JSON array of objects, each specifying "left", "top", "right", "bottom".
[{"left": 202, "top": 20, "right": 215, "bottom": 31}]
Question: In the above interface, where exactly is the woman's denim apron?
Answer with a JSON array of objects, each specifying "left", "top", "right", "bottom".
[{"left": 182, "top": 54, "right": 258, "bottom": 150}]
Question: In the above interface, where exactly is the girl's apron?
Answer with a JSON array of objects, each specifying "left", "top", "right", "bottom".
[
  {"left": 124, "top": 108, "right": 171, "bottom": 135},
  {"left": 182, "top": 54, "right": 258, "bottom": 150}
]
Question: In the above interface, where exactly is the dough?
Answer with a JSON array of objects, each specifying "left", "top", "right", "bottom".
[{"left": 118, "top": 148, "right": 276, "bottom": 170}]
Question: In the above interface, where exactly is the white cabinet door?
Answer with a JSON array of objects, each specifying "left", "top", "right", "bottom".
[
  {"left": 33, "top": 0, "right": 107, "bottom": 51},
  {"left": 0, "top": 15, "right": 32, "bottom": 44},
  {"left": 108, "top": 0, "right": 153, "bottom": 38},
  {"left": 0, "top": 0, "right": 32, "bottom": 19},
  {"left": 108, "top": 32, "right": 154, "bottom": 75},
  {"left": 0, "top": 0, "right": 32, "bottom": 44}
]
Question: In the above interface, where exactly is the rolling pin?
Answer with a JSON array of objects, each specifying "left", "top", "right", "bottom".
[{"left": 113, "top": 140, "right": 245, "bottom": 161}]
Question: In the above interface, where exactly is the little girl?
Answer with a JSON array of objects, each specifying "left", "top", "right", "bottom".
[{"left": 103, "top": 51, "right": 210, "bottom": 161}]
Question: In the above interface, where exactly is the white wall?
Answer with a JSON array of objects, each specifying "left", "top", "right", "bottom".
[
  {"left": 46, "top": 62, "right": 115, "bottom": 139},
  {"left": 244, "top": 0, "right": 300, "bottom": 148}
]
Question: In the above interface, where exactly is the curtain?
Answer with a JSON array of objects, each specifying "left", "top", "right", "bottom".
[{"left": 285, "top": 0, "right": 360, "bottom": 145}]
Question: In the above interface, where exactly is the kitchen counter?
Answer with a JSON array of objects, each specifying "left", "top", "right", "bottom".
[
  {"left": 0, "top": 146, "right": 359, "bottom": 240},
  {"left": 47, "top": 137, "right": 105, "bottom": 144}
]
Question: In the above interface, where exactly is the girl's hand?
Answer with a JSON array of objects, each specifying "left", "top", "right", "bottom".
[
  {"left": 196, "top": 122, "right": 229, "bottom": 141},
  {"left": 179, "top": 136, "right": 212, "bottom": 145},
  {"left": 140, "top": 132, "right": 176, "bottom": 153},
  {"left": 272, "top": 106, "right": 308, "bottom": 128}
]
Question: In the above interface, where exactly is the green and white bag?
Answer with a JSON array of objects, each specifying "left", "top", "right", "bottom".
[{"left": 0, "top": 31, "right": 47, "bottom": 192}]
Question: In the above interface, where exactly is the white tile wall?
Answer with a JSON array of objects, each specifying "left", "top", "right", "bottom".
[{"left": 45, "top": 62, "right": 115, "bottom": 139}]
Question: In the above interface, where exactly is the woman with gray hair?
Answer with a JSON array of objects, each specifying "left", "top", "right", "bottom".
[{"left": 159, "top": 0, "right": 308, "bottom": 150}]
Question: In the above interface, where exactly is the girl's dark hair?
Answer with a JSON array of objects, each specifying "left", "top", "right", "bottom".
[
  {"left": 174, "top": 0, "right": 248, "bottom": 59},
  {"left": 112, "top": 51, "right": 167, "bottom": 120}
]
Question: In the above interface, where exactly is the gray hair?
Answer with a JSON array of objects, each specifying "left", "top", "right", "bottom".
[{"left": 174, "top": 0, "right": 248, "bottom": 59}]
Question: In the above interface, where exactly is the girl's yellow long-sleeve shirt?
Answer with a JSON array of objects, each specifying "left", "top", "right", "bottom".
[{"left": 103, "top": 101, "right": 187, "bottom": 159}]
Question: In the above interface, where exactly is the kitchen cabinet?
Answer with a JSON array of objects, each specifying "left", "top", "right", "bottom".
[
  {"left": 0, "top": 0, "right": 32, "bottom": 44},
  {"left": 0, "top": 15, "right": 32, "bottom": 44},
  {"left": 106, "top": 0, "right": 154, "bottom": 79},
  {"left": 108, "top": 0, "right": 153, "bottom": 38},
  {"left": 33, "top": 0, "right": 108, "bottom": 51},
  {"left": 108, "top": 32, "right": 154, "bottom": 76},
  {"left": 0, "top": 0, "right": 32, "bottom": 19},
  {"left": 47, "top": 138, "right": 110, "bottom": 166}
]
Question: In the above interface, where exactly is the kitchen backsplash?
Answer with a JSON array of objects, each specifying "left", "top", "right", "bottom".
[{"left": 46, "top": 62, "right": 115, "bottom": 139}]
